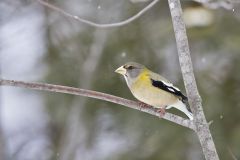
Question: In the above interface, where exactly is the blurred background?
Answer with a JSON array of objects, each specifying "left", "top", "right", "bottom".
[{"left": 1, "top": 0, "right": 240, "bottom": 159}]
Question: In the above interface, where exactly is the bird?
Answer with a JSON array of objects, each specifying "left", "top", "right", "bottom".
[{"left": 115, "top": 62, "right": 193, "bottom": 120}]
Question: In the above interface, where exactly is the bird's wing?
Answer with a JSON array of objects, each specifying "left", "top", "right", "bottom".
[{"left": 149, "top": 72, "right": 188, "bottom": 101}]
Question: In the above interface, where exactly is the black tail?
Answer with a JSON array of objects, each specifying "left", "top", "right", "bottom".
[{"left": 182, "top": 97, "right": 192, "bottom": 113}]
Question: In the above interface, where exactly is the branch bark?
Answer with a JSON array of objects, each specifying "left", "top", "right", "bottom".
[
  {"left": 0, "top": 79, "right": 195, "bottom": 130},
  {"left": 168, "top": 0, "right": 219, "bottom": 160}
]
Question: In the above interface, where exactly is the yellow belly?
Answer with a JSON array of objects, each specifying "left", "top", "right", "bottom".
[{"left": 130, "top": 72, "right": 177, "bottom": 108}]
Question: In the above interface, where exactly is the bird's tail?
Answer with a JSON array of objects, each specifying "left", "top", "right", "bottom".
[{"left": 167, "top": 100, "right": 193, "bottom": 120}]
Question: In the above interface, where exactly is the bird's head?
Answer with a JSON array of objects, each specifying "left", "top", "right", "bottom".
[{"left": 115, "top": 62, "right": 146, "bottom": 85}]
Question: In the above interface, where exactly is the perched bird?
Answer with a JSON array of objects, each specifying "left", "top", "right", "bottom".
[{"left": 115, "top": 62, "right": 193, "bottom": 120}]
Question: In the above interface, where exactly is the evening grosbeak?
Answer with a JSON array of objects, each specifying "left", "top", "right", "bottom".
[{"left": 115, "top": 62, "right": 193, "bottom": 120}]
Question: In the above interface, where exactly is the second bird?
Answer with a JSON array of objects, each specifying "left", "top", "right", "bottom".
[{"left": 115, "top": 62, "right": 193, "bottom": 120}]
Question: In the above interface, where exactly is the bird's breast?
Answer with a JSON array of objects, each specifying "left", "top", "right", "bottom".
[{"left": 130, "top": 73, "right": 177, "bottom": 107}]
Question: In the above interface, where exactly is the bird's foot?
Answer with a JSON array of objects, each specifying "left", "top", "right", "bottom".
[
  {"left": 138, "top": 101, "right": 150, "bottom": 110},
  {"left": 157, "top": 108, "right": 166, "bottom": 118}
]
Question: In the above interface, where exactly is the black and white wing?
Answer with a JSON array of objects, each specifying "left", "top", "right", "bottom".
[{"left": 149, "top": 72, "right": 188, "bottom": 101}]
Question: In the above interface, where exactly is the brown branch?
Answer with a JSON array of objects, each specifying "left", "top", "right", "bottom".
[
  {"left": 0, "top": 79, "right": 195, "bottom": 130},
  {"left": 168, "top": 0, "right": 219, "bottom": 160},
  {"left": 37, "top": 0, "right": 159, "bottom": 28}
]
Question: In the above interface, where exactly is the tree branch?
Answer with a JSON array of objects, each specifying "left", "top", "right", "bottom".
[
  {"left": 37, "top": 0, "right": 159, "bottom": 28},
  {"left": 0, "top": 79, "right": 195, "bottom": 130},
  {"left": 168, "top": 0, "right": 219, "bottom": 160}
]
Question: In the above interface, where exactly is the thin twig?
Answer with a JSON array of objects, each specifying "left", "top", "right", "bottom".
[
  {"left": 37, "top": 0, "right": 159, "bottom": 28},
  {"left": 0, "top": 79, "right": 195, "bottom": 130}
]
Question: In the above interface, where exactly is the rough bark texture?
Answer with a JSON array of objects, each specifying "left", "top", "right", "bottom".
[{"left": 168, "top": 0, "right": 219, "bottom": 160}]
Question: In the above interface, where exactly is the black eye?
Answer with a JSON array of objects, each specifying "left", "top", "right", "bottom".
[{"left": 128, "top": 66, "right": 134, "bottom": 70}]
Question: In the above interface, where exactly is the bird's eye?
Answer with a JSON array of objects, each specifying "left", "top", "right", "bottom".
[{"left": 128, "top": 66, "right": 134, "bottom": 70}]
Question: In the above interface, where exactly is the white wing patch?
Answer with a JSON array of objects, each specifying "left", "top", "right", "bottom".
[
  {"left": 168, "top": 88, "right": 175, "bottom": 92},
  {"left": 161, "top": 80, "right": 180, "bottom": 91}
]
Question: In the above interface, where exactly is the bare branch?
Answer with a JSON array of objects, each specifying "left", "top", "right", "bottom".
[
  {"left": 168, "top": 0, "right": 219, "bottom": 160},
  {"left": 0, "top": 79, "right": 195, "bottom": 130},
  {"left": 37, "top": 0, "right": 159, "bottom": 28}
]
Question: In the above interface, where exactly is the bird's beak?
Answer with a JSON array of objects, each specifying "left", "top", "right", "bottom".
[{"left": 115, "top": 66, "right": 126, "bottom": 75}]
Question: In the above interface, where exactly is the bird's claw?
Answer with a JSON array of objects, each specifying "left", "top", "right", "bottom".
[
  {"left": 157, "top": 108, "right": 166, "bottom": 118},
  {"left": 138, "top": 101, "right": 150, "bottom": 110}
]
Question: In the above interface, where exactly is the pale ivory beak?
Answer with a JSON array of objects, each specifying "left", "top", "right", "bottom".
[{"left": 115, "top": 66, "right": 126, "bottom": 75}]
